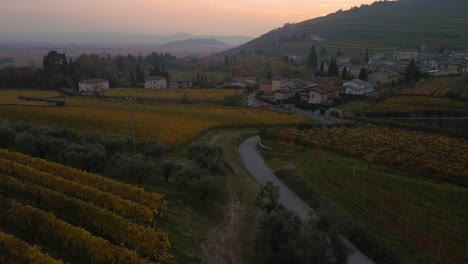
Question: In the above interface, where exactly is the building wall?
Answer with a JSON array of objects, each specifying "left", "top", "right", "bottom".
[
  {"left": 393, "top": 51, "right": 419, "bottom": 61},
  {"left": 272, "top": 80, "right": 284, "bottom": 92},
  {"left": 260, "top": 83, "right": 272, "bottom": 95},
  {"left": 308, "top": 91, "right": 324, "bottom": 104},
  {"left": 169, "top": 81, "right": 192, "bottom": 89},
  {"left": 78, "top": 82, "right": 109, "bottom": 93},
  {"left": 144, "top": 79, "right": 167, "bottom": 89},
  {"left": 344, "top": 87, "right": 363, "bottom": 95}
]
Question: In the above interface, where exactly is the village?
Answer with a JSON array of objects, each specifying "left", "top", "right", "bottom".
[{"left": 77, "top": 47, "right": 468, "bottom": 120}]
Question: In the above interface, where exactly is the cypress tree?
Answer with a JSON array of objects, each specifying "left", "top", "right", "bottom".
[
  {"left": 341, "top": 66, "right": 348, "bottom": 80},
  {"left": 327, "top": 58, "right": 339, "bottom": 77},
  {"left": 358, "top": 68, "right": 368, "bottom": 81},
  {"left": 404, "top": 58, "right": 421, "bottom": 82},
  {"left": 307, "top": 44, "right": 318, "bottom": 71}
]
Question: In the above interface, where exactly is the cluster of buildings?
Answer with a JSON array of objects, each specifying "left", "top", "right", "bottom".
[
  {"left": 78, "top": 75, "right": 193, "bottom": 94},
  {"left": 258, "top": 77, "right": 377, "bottom": 106}
]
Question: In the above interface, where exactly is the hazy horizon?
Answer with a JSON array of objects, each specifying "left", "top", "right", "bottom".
[{"left": 1, "top": 0, "right": 375, "bottom": 37}]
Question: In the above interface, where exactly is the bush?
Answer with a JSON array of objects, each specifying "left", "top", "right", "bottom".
[
  {"left": 222, "top": 93, "right": 243, "bottom": 106},
  {"left": 174, "top": 164, "right": 224, "bottom": 200},
  {"left": 14, "top": 131, "right": 39, "bottom": 156},
  {"left": 187, "top": 144, "right": 226, "bottom": 175},
  {"left": 0, "top": 122, "right": 16, "bottom": 148}
]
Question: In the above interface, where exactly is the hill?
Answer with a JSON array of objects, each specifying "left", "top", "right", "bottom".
[
  {"left": 161, "top": 38, "right": 230, "bottom": 48},
  {"left": 0, "top": 31, "right": 253, "bottom": 46},
  {"left": 225, "top": 0, "right": 468, "bottom": 57}
]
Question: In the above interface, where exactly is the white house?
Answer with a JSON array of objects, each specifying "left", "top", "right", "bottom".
[
  {"left": 307, "top": 84, "right": 342, "bottom": 105},
  {"left": 78, "top": 78, "right": 109, "bottom": 94},
  {"left": 144, "top": 76, "right": 167, "bottom": 89},
  {"left": 343, "top": 79, "right": 375, "bottom": 95}
]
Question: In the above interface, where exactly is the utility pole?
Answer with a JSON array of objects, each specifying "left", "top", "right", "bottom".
[{"left": 127, "top": 96, "right": 136, "bottom": 154}]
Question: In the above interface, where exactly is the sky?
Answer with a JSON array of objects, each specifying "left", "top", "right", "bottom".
[{"left": 0, "top": 0, "right": 376, "bottom": 37}]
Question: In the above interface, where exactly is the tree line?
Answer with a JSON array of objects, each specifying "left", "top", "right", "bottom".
[
  {"left": 0, "top": 119, "right": 227, "bottom": 202},
  {"left": 0, "top": 51, "right": 177, "bottom": 90}
]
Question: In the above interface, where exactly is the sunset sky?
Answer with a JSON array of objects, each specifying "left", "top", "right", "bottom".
[{"left": 1, "top": 0, "right": 376, "bottom": 36}]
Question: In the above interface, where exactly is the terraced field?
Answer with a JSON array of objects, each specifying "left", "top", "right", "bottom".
[
  {"left": 397, "top": 77, "right": 459, "bottom": 97},
  {"left": 0, "top": 149, "right": 169, "bottom": 264}
]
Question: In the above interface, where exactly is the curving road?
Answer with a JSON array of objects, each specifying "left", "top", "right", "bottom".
[{"left": 238, "top": 136, "right": 374, "bottom": 264}]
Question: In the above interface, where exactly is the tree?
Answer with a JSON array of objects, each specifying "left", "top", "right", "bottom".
[
  {"left": 0, "top": 122, "right": 16, "bottom": 148},
  {"left": 358, "top": 68, "right": 368, "bottom": 81},
  {"left": 315, "top": 60, "right": 326, "bottom": 77},
  {"left": 14, "top": 131, "right": 38, "bottom": 156},
  {"left": 174, "top": 164, "right": 224, "bottom": 200},
  {"left": 162, "top": 161, "right": 175, "bottom": 183},
  {"left": 42, "top": 51, "right": 67, "bottom": 89},
  {"left": 115, "top": 153, "right": 159, "bottom": 184},
  {"left": 404, "top": 58, "right": 421, "bottom": 82},
  {"left": 102, "top": 134, "right": 129, "bottom": 155},
  {"left": 364, "top": 48, "right": 369, "bottom": 65},
  {"left": 307, "top": 45, "right": 318, "bottom": 71},
  {"left": 256, "top": 182, "right": 280, "bottom": 213},
  {"left": 320, "top": 47, "right": 328, "bottom": 59},
  {"left": 187, "top": 144, "right": 225, "bottom": 175},
  {"left": 141, "top": 141, "right": 165, "bottom": 161},
  {"left": 254, "top": 183, "right": 349, "bottom": 264},
  {"left": 341, "top": 67, "right": 348, "bottom": 80},
  {"left": 327, "top": 58, "right": 339, "bottom": 77}
]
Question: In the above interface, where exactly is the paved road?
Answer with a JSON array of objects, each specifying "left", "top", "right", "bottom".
[
  {"left": 238, "top": 136, "right": 374, "bottom": 264},
  {"left": 239, "top": 136, "right": 314, "bottom": 220}
]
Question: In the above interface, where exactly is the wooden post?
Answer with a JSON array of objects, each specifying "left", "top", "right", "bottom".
[
  {"left": 430, "top": 217, "right": 434, "bottom": 237},
  {"left": 380, "top": 183, "right": 384, "bottom": 220},
  {"left": 437, "top": 239, "right": 442, "bottom": 261}
]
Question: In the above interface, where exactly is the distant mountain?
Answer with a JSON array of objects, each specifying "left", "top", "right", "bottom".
[
  {"left": 161, "top": 38, "right": 230, "bottom": 48},
  {"left": 225, "top": 0, "right": 468, "bottom": 57},
  {"left": 0, "top": 32, "right": 253, "bottom": 47}
]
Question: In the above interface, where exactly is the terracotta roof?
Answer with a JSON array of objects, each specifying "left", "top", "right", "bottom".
[
  {"left": 309, "top": 84, "right": 342, "bottom": 94},
  {"left": 146, "top": 76, "right": 166, "bottom": 81},
  {"left": 79, "top": 78, "right": 108, "bottom": 84}
]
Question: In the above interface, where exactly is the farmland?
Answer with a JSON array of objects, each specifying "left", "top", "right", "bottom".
[
  {"left": 367, "top": 96, "right": 467, "bottom": 112},
  {"left": 267, "top": 125, "right": 468, "bottom": 185},
  {"left": 0, "top": 89, "right": 61, "bottom": 105},
  {"left": 0, "top": 94, "right": 305, "bottom": 149},
  {"left": 397, "top": 77, "right": 458, "bottom": 97},
  {"left": 103, "top": 88, "right": 243, "bottom": 103},
  {"left": 0, "top": 149, "right": 170, "bottom": 264},
  {"left": 259, "top": 136, "right": 468, "bottom": 264}
]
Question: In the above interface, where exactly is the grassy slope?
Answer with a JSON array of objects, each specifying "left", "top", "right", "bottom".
[
  {"left": 259, "top": 139, "right": 467, "bottom": 264},
  {"left": 228, "top": 0, "right": 468, "bottom": 56},
  {"left": 146, "top": 128, "right": 260, "bottom": 263}
]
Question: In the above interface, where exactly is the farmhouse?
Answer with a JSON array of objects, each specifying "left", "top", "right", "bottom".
[
  {"left": 306, "top": 84, "right": 342, "bottom": 105},
  {"left": 78, "top": 78, "right": 109, "bottom": 94},
  {"left": 144, "top": 76, "right": 167, "bottom": 89},
  {"left": 273, "top": 79, "right": 310, "bottom": 101},
  {"left": 343, "top": 79, "right": 375, "bottom": 95},
  {"left": 169, "top": 79, "right": 193, "bottom": 89},
  {"left": 393, "top": 49, "right": 419, "bottom": 61},
  {"left": 259, "top": 79, "right": 273, "bottom": 95}
]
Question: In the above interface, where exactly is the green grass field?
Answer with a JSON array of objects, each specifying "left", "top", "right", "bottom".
[{"left": 259, "top": 139, "right": 467, "bottom": 264}]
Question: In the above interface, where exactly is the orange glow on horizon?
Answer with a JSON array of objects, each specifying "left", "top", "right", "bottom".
[{"left": 0, "top": 0, "right": 377, "bottom": 36}]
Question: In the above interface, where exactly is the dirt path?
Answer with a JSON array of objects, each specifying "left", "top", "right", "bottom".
[
  {"left": 202, "top": 189, "right": 244, "bottom": 264},
  {"left": 201, "top": 130, "right": 257, "bottom": 264}
]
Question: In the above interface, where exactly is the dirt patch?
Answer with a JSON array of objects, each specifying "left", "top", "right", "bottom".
[{"left": 201, "top": 189, "right": 245, "bottom": 264}]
